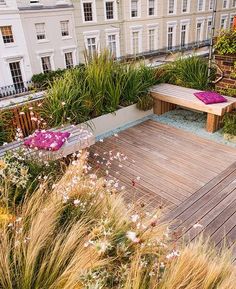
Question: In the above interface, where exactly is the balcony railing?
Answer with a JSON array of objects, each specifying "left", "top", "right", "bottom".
[{"left": 0, "top": 81, "right": 34, "bottom": 99}]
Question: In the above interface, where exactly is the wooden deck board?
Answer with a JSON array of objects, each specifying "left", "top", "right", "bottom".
[{"left": 89, "top": 120, "right": 236, "bottom": 255}]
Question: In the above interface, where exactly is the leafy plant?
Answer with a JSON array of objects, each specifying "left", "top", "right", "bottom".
[
  {"left": 214, "top": 29, "right": 236, "bottom": 55},
  {"left": 222, "top": 111, "right": 236, "bottom": 136},
  {"left": 0, "top": 109, "right": 14, "bottom": 145},
  {"left": 136, "top": 93, "right": 153, "bottom": 111},
  {"left": 159, "top": 56, "right": 214, "bottom": 90}
]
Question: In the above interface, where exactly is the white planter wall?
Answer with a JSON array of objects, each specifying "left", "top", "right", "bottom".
[{"left": 85, "top": 104, "right": 153, "bottom": 137}]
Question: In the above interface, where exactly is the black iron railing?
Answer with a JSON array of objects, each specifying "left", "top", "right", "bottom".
[{"left": 0, "top": 81, "right": 34, "bottom": 98}]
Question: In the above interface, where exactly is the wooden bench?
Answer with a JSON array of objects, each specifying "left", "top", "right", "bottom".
[
  {"left": 0, "top": 124, "right": 95, "bottom": 161},
  {"left": 150, "top": 84, "right": 236, "bottom": 133}
]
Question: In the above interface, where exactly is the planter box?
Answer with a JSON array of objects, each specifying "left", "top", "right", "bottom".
[
  {"left": 85, "top": 104, "right": 153, "bottom": 137},
  {"left": 224, "top": 133, "right": 236, "bottom": 143}
]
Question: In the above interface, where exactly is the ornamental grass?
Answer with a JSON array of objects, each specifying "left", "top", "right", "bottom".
[{"left": 0, "top": 151, "right": 235, "bottom": 289}]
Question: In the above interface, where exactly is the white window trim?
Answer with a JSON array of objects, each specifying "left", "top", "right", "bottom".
[
  {"left": 61, "top": 46, "right": 77, "bottom": 68},
  {"left": 222, "top": 0, "right": 229, "bottom": 9},
  {"left": 220, "top": 14, "right": 228, "bottom": 29},
  {"left": 36, "top": 50, "right": 55, "bottom": 73},
  {"left": 180, "top": 19, "right": 190, "bottom": 47},
  {"left": 147, "top": 0, "right": 157, "bottom": 17},
  {"left": 83, "top": 30, "right": 100, "bottom": 54},
  {"left": 196, "top": 18, "right": 205, "bottom": 42},
  {"left": 6, "top": 57, "right": 27, "bottom": 86},
  {"left": 105, "top": 28, "right": 120, "bottom": 58},
  {"left": 181, "top": 0, "right": 190, "bottom": 13},
  {"left": 209, "top": 0, "right": 213, "bottom": 10},
  {"left": 130, "top": 0, "right": 141, "bottom": 19},
  {"left": 232, "top": 0, "right": 236, "bottom": 8},
  {"left": 168, "top": 0, "right": 177, "bottom": 15},
  {"left": 130, "top": 26, "right": 143, "bottom": 54},
  {"left": 167, "top": 21, "right": 177, "bottom": 49},
  {"left": 197, "top": 0, "right": 206, "bottom": 12},
  {"left": 230, "top": 13, "right": 236, "bottom": 27},
  {"left": 147, "top": 24, "right": 158, "bottom": 51},
  {"left": 81, "top": 0, "right": 97, "bottom": 23},
  {"left": 206, "top": 16, "right": 213, "bottom": 39},
  {"left": 104, "top": 0, "right": 118, "bottom": 21}
]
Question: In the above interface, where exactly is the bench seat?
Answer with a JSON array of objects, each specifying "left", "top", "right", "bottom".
[
  {"left": 150, "top": 84, "right": 236, "bottom": 133},
  {"left": 0, "top": 124, "right": 95, "bottom": 161}
]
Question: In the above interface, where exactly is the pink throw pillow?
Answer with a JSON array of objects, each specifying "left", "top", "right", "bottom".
[
  {"left": 24, "top": 131, "right": 70, "bottom": 151},
  {"left": 194, "top": 91, "right": 227, "bottom": 105}
]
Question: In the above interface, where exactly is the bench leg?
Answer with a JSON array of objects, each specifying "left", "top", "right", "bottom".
[
  {"left": 153, "top": 99, "right": 176, "bottom": 115},
  {"left": 206, "top": 113, "right": 222, "bottom": 133}
]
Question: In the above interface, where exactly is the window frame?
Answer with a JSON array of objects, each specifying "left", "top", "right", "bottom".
[
  {"left": 60, "top": 20, "right": 70, "bottom": 38},
  {"left": 180, "top": 20, "right": 190, "bottom": 48},
  {"left": 0, "top": 26, "right": 14, "bottom": 44},
  {"left": 181, "top": 0, "right": 189, "bottom": 13},
  {"left": 147, "top": 0, "right": 156, "bottom": 17},
  {"left": 130, "top": 0, "right": 140, "bottom": 19},
  {"left": 81, "top": 0, "right": 97, "bottom": 23},
  {"left": 83, "top": 31, "right": 100, "bottom": 58},
  {"left": 197, "top": 0, "right": 205, "bottom": 12},
  {"left": 64, "top": 51, "right": 74, "bottom": 69},
  {"left": 130, "top": 26, "right": 142, "bottom": 55},
  {"left": 35, "top": 22, "right": 46, "bottom": 41},
  {"left": 105, "top": 28, "right": 120, "bottom": 58},
  {"left": 220, "top": 14, "right": 228, "bottom": 29},
  {"left": 104, "top": 0, "right": 117, "bottom": 21},
  {"left": 41, "top": 56, "right": 52, "bottom": 74},
  {"left": 222, "top": 0, "right": 229, "bottom": 9},
  {"left": 167, "top": 22, "right": 177, "bottom": 50},
  {"left": 168, "top": 0, "right": 176, "bottom": 15}
]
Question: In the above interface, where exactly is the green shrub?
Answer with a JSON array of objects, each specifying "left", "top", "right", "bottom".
[
  {"left": 136, "top": 93, "right": 153, "bottom": 111},
  {"left": 222, "top": 111, "right": 236, "bottom": 136},
  {"left": 31, "top": 69, "right": 67, "bottom": 89},
  {"left": 39, "top": 51, "right": 158, "bottom": 128},
  {"left": 159, "top": 56, "right": 214, "bottom": 90},
  {"left": 214, "top": 29, "right": 236, "bottom": 55},
  {"left": 0, "top": 110, "right": 14, "bottom": 145}
]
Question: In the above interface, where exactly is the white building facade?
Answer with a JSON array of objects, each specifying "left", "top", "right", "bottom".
[
  {"left": 0, "top": 0, "right": 78, "bottom": 94},
  {"left": 0, "top": 0, "right": 32, "bottom": 94}
]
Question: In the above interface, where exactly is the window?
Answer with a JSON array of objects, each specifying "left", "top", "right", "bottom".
[
  {"left": 107, "top": 34, "right": 117, "bottom": 57},
  {"left": 220, "top": 15, "right": 228, "bottom": 29},
  {"left": 41, "top": 56, "right": 52, "bottom": 73},
  {"left": 83, "top": 2, "right": 93, "bottom": 21},
  {"left": 167, "top": 26, "right": 174, "bottom": 50},
  {"left": 148, "top": 0, "right": 155, "bottom": 16},
  {"left": 198, "top": 0, "right": 204, "bottom": 11},
  {"left": 105, "top": 1, "right": 114, "bottom": 19},
  {"left": 65, "top": 52, "right": 73, "bottom": 69},
  {"left": 131, "top": 0, "right": 138, "bottom": 17},
  {"left": 9, "top": 62, "right": 24, "bottom": 91},
  {"left": 148, "top": 29, "right": 155, "bottom": 51},
  {"left": 182, "top": 0, "right": 188, "bottom": 12},
  {"left": 0, "top": 26, "right": 14, "bottom": 44},
  {"left": 180, "top": 24, "right": 187, "bottom": 47},
  {"left": 233, "top": 0, "right": 236, "bottom": 8},
  {"left": 207, "top": 18, "right": 212, "bottom": 39},
  {"left": 223, "top": 0, "right": 228, "bottom": 8},
  {"left": 196, "top": 22, "right": 202, "bottom": 43},
  {"left": 0, "top": 0, "right": 6, "bottom": 5},
  {"left": 35, "top": 23, "right": 45, "bottom": 40},
  {"left": 132, "top": 31, "right": 140, "bottom": 54},
  {"left": 30, "top": 0, "right": 40, "bottom": 4},
  {"left": 209, "top": 0, "right": 213, "bottom": 9},
  {"left": 61, "top": 20, "right": 69, "bottom": 37},
  {"left": 230, "top": 14, "right": 236, "bottom": 27},
  {"left": 168, "top": 0, "right": 175, "bottom": 14},
  {"left": 87, "top": 37, "right": 97, "bottom": 57}
]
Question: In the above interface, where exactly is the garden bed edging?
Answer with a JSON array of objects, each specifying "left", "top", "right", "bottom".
[{"left": 85, "top": 104, "right": 153, "bottom": 137}]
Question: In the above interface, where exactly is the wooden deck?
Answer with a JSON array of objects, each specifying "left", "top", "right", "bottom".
[{"left": 89, "top": 120, "right": 236, "bottom": 257}]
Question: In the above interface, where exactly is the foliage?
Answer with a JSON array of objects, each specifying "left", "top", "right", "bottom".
[
  {"left": 214, "top": 29, "right": 236, "bottom": 55},
  {"left": 0, "top": 110, "right": 14, "bottom": 145},
  {"left": 217, "top": 86, "right": 236, "bottom": 98},
  {"left": 136, "top": 93, "right": 153, "bottom": 111},
  {"left": 160, "top": 238, "right": 236, "bottom": 289},
  {"left": 0, "top": 149, "right": 64, "bottom": 209},
  {"left": 0, "top": 152, "right": 235, "bottom": 288},
  {"left": 31, "top": 69, "right": 67, "bottom": 90},
  {"left": 39, "top": 51, "right": 157, "bottom": 128},
  {"left": 222, "top": 111, "right": 236, "bottom": 136},
  {"left": 156, "top": 56, "right": 215, "bottom": 90}
]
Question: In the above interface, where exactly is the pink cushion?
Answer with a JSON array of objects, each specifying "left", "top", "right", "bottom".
[
  {"left": 24, "top": 131, "right": 70, "bottom": 151},
  {"left": 194, "top": 91, "right": 227, "bottom": 105}
]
